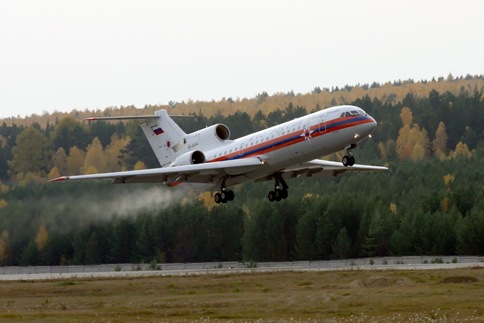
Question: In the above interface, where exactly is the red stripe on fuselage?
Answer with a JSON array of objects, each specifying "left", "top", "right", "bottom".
[{"left": 209, "top": 116, "right": 373, "bottom": 162}]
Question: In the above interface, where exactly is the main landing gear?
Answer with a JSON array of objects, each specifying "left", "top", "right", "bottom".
[
  {"left": 214, "top": 178, "right": 235, "bottom": 204},
  {"left": 342, "top": 144, "right": 356, "bottom": 167},
  {"left": 268, "top": 173, "right": 289, "bottom": 202},
  {"left": 214, "top": 189, "right": 235, "bottom": 204}
]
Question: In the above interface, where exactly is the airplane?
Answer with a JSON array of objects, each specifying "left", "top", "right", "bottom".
[{"left": 50, "top": 105, "right": 388, "bottom": 203}]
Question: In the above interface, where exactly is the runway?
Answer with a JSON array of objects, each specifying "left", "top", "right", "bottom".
[{"left": 1, "top": 256, "right": 483, "bottom": 281}]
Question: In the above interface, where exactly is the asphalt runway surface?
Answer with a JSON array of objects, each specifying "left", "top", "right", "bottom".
[{"left": 1, "top": 261, "right": 482, "bottom": 281}]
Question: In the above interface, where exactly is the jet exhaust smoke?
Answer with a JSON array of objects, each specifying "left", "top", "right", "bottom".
[{"left": 38, "top": 185, "right": 189, "bottom": 234}]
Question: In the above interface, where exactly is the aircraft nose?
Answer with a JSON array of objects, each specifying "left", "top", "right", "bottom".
[
  {"left": 369, "top": 115, "right": 377, "bottom": 129},
  {"left": 362, "top": 115, "right": 377, "bottom": 137}
]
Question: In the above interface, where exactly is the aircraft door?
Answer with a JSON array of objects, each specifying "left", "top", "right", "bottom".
[{"left": 315, "top": 113, "right": 327, "bottom": 133}]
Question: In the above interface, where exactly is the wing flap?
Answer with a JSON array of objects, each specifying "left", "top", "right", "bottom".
[{"left": 282, "top": 159, "right": 388, "bottom": 178}]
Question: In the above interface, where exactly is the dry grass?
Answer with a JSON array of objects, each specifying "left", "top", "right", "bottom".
[{"left": 1, "top": 268, "right": 483, "bottom": 322}]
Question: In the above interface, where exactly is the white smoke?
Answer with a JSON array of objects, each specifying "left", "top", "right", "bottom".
[
  {"left": 40, "top": 185, "right": 190, "bottom": 233},
  {"left": 84, "top": 185, "right": 187, "bottom": 219}
]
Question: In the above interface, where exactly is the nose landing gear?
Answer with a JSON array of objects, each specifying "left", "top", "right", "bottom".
[{"left": 342, "top": 144, "right": 356, "bottom": 167}]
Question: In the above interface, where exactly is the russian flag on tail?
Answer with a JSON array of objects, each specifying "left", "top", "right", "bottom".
[{"left": 151, "top": 125, "right": 164, "bottom": 135}]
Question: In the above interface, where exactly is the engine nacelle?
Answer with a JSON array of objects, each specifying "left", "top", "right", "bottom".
[
  {"left": 171, "top": 150, "right": 206, "bottom": 166},
  {"left": 186, "top": 124, "right": 231, "bottom": 149}
]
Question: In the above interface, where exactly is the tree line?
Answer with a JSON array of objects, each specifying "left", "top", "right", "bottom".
[{"left": 0, "top": 77, "right": 483, "bottom": 266}]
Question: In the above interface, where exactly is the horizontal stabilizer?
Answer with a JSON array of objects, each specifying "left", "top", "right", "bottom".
[{"left": 84, "top": 114, "right": 193, "bottom": 121}]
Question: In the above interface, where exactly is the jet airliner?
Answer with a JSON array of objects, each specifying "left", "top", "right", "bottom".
[{"left": 50, "top": 105, "right": 387, "bottom": 203}]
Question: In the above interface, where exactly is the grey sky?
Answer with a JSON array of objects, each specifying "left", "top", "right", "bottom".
[{"left": 0, "top": 0, "right": 482, "bottom": 118}]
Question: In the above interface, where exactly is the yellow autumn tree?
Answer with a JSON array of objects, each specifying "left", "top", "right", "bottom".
[
  {"left": 47, "top": 166, "right": 61, "bottom": 180},
  {"left": 134, "top": 161, "right": 147, "bottom": 170},
  {"left": 84, "top": 137, "right": 107, "bottom": 173},
  {"left": 51, "top": 147, "right": 68, "bottom": 175},
  {"left": 0, "top": 230, "right": 8, "bottom": 264},
  {"left": 396, "top": 107, "right": 429, "bottom": 160},
  {"left": 105, "top": 134, "right": 130, "bottom": 171},
  {"left": 66, "top": 146, "right": 85, "bottom": 175},
  {"left": 378, "top": 142, "right": 387, "bottom": 160},
  {"left": 400, "top": 106, "right": 413, "bottom": 126},
  {"left": 433, "top": 121, "right": 448, "bottom": 160},
  {"left": 443, "top": 174, "right": 455, "bottom": 187},
  {"left": 198, "top": 191, "right": 217, "bottom": 211},
  {"left": 449, "top": 141, "right": 473, "bottom": 159},
  {"left": 441, "top": 196, "right": 451, "bottom": 212},
  {"left": 35, "top": 224, "right": 48, "bottom": 252},
  {"left": 389, "top": 203, "right": 397, "bottom": 214}
]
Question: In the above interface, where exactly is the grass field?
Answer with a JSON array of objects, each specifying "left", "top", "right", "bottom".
[{"left": 1, "top": 268, "right": 483, "bottom": 322}]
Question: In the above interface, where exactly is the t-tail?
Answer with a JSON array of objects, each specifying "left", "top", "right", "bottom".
[
  {"left": 86, "top": 110, "right": 188, "bottom": 167},
  {"left": 139, "top": 110, "right": 188, "bottom": 167}
]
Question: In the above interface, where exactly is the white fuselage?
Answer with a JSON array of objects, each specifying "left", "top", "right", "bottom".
[{"left": 177, "top": 105, "right": 377, "bottom": 189}]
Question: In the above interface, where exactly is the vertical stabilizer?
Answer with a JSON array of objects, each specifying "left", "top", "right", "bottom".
[{"left": 140, "top": 110, "right": 187, "bottom": 167}]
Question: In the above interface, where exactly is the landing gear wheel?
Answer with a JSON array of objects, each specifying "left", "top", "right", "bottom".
[
  {"left": 342, "top": 156, "right": 350, "bottom": 167},
  {"left": 342, "top": 155, "right": 355, "bottom": 167},
  {"left": 280, "top": 189, "right": 288, "bottom": 199},
  {"left": 214, "top": 192, "right": 222, "bottom": 204},
  {"left": 226, "top": 190, "right": 235, "bottom": 201},
  {"left": 274, "top": 190, "right": 282, "bottom": 201},
  {"left": 268, "top": 189, "right": 288, "bottom": 202},
  {"left": 267, "top": 173, "right": 289, "bottom": 202},
  {"left": 268, "top": 191, "right": 276, "bottom": 202},
  {"left": 343, "top": 143, "right": 357, "bottom": 167}
]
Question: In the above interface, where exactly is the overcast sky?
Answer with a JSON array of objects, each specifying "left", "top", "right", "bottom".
[{"left": 0, "top": 0, "right": 482, "bottom": 118}]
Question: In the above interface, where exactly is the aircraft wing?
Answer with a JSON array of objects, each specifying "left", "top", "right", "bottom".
[
  {"left": 49, "top": 158, "right": 264, "bottom": 184},
  {"left": 278, "top": 159, "right": 388, "bottom": 179}
]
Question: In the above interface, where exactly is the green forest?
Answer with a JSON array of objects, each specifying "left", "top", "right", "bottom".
[{"left": 0, "top": 75, "right": 483, "bottom": 266}]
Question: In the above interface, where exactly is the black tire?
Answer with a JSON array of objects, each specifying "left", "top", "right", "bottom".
[
  {"left": 274, "top": 190, "right": 282, "bottom": 201},
  {"left": 342, "top": 156, "right": 349, "bottom": 166},
  {"left": 268, "top": 191, "right": 276, "bottom": 202},
  {"left": 220, "top": 191, "right": 228, "bottom": 203},
  {"left": 214, "top": 192, "right": 222, "bottom": 204},
  {"left": 280, "top": 189, "right": 288, "bottom": 199},
  {"left": 349, "top": 156, "right": 355, "bottom": 166},
  {"left": 226, "top": 190, "right": 235, "bottom": 201}
]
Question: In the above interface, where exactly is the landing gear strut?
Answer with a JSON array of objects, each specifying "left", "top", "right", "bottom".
[
  {"left": 268, "top": 173, "right": 289, "bottom": 202},
  {"left": 214, "top": 178, "right": 235, "bottom": 204},
  {"left": 342, "top": 144, "right": 356, "bottom": 167}
]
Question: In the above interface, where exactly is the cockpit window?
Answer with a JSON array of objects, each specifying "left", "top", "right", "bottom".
[{"left": 340, "top": 109, "right": 367, "bottom": 118}]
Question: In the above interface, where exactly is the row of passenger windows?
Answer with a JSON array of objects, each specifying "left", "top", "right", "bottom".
[
  {"left": 211, "top": 125, "right": 309, "bottom": 159},
  {"left": 212, "top": 134, "right": 276, "bottom": 159}
]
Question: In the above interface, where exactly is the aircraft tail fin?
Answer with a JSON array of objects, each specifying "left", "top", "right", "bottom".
[
  {"left": 139, "top": 110, "right": 188, "bottom": 167},
  {"left": 86, "top": 110, "right": 188, "bottom": 167}
]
